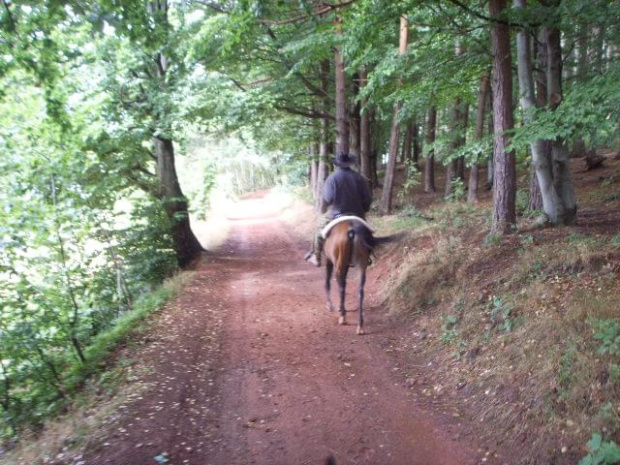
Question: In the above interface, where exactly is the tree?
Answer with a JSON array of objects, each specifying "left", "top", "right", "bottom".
[
  {"left": 380, "top": 15, "right": 408, "bottom": 214},
  {"left": 489, "top": 0, "right": 516, "bottom": 234}
]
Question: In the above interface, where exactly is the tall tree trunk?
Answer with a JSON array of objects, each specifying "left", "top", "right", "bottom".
[
  {"left": 424, "top": 105, "right": 437, "bottom": 193},
  {"left": 445, "top": 42, "right": 466, "bottom": 197},
  {"left": 349, "top": 72, "right": 361, "bottom": 156},
  {"left": 546, "top": 22, "right": 577, "bottom": 224},
  {"left": 316, "top": 60, "right": 330, "bottom": 211},
  {"left": 468, "top": 73, "right": 490, "bottom": 203},
  {"left": 155, "top": 137, "right": 204, "bottom": 266},
  {"left": 380, "top": 16, "right": 408, "bottom": 214},
  {"left": 359, "top": 68, "right": 372, "bottom": 185},
  {"left": 310, "top": 143, "right": 318, "bottom": 199},
  {"left": 490, "top": 0, "right": 516, "bottom": 234},
  {"left": 456, "top": 104, "right": 469, "bottom": 181},
  {"left": 334, "top": 45, "right": 349, "bottom": 156},
  {"left": 515, "top": 0, "right": 563, "bottom": 222}
]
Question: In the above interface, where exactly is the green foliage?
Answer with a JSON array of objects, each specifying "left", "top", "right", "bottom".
[
  {"left": 446, "top": 179, "right": 466, "bottom": 203},
  {"left": 591, "top": 319, "right": 620, "bottom": 357},
  {"left": 579, "top": 434, "right": 620, "bottom": 465},
  {"left": 489, "top": 296, "right": 515, "bottom": 334}
]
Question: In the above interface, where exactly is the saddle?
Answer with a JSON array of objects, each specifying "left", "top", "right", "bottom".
[{"left": 320, "top": 215, "right": 376, "bottom": 239}]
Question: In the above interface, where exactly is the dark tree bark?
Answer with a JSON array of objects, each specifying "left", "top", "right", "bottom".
[
  {"left": 424, "top": 106, "right": 437, "bottom": 193},
  {"left": 359, "top": 68, "right": 372, "bottom": 185},
  {"left": 490, "top": 0, "right": 516, "bottom": 234},
  {"left": 380, "top": 16, "right": 408, "bottom": 214},
  {"left": 468, "top": 73, "right": 490, "bottom": 203}
]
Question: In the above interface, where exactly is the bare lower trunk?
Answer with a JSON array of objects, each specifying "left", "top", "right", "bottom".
[
  {"left": 468, "top": 74, "right": 490, "bottom": 203},
  {"left": 424, "top": 106, "right": 437, "bottom": 193},
  {"left": 490, "top": 0, "right": 516, "bottom": 234},
  {"left": 155, "top": 137, "right": 204, "bottom": 267}
]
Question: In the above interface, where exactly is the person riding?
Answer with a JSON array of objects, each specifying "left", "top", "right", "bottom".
[{"left": 305, "top": 152, "right": 373, "bottom": 266}]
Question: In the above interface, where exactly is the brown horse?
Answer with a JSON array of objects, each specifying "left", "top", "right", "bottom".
[{"left": 323, "top": 219, "right": 401, "bottom": 335}]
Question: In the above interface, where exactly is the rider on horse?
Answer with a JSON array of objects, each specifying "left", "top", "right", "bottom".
[{"left": 305, "top": 152, "right": 373, "bottom": 267}]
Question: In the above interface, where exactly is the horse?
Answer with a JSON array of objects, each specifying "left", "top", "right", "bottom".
[{"left": 323, "top": 218, "right": 402, "bottom": 335}]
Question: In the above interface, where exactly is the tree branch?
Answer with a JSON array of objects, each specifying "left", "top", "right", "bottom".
[{"left": 259, "top": 0, "right": 359, "bottom": 26}]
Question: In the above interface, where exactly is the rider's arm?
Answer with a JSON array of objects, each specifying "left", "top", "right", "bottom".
[{"left": 321, "top": 176, "right": 335, "bottom": 214}]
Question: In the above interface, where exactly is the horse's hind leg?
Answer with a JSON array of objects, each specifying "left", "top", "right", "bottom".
[
  {"left": 357, "top": 268, "right": 367, "bottom": 335},
  {"left": 325, "top": 260, "right": 334, "bottom": 312},
  {"left": 337, "top": 267, "right": 349, "bottom": 325}
]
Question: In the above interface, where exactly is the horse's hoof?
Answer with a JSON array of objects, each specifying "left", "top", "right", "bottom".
[
  {"left": 327, "top": 303, "right": 334, "bottom": 312},
  {"left": 338, "top": 316, "right": 346, "bottom": 325},
  {"left": 356, "top": 326, "right": 365, "bottom": 335}
]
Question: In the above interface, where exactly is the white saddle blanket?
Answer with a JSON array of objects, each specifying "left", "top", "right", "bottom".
[{"left": 320, "top": 216, "right": 376, "bottom": 239}]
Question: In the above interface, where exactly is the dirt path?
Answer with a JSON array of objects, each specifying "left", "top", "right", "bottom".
[{"left": 81, "top": 195, "right": 479, "bottom": 465}]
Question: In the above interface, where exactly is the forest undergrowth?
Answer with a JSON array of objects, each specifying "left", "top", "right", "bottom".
[{"left": 371, "top": 152, "right": 620, "bottom": 464}]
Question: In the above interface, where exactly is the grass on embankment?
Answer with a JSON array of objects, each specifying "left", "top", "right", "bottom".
[
  {"left": 375, "top": 186, "right": 620, "bottom": 463},
  {"left": 0, "top": 272, "right": 191, "bottom": 465}
]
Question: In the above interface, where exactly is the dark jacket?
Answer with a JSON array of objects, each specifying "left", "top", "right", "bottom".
[{"left": 321, "top": 167, "right": 372, "bottom": 219}]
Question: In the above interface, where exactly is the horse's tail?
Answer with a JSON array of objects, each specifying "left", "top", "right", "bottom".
[
  {"left": 373, "top": 231, "right": 407, "bottom": 247},
  {"left": 346, "top": 226, "right": 356, "bottom": 265},
  {"left": 352, "top": 223, "right": 404, "bottom": 252}
]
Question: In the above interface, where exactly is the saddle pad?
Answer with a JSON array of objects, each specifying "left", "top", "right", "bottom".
[{"left": 321, "top": 216, "right": 376, "bottom": 239}]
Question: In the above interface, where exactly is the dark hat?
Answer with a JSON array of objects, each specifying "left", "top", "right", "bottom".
[{"left": 332, "top": 152, "right": 357, "bottom": 168}]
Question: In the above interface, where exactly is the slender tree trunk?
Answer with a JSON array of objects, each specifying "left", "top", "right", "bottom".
[
  {"left": 546, "top": 23, "right": 577, "bottom": 224},
  {"left": 445, "top": 41, "right": 466, "bottom": 197},
  {"left": 490, "top": 0, "right": 516, "bottom": 234},
  {"left": 316, "top": 60, "right": 330, "bottom": 211},
  {"left": 424, "top": 105, "right": 437, "bottom": 193},
  {"left": 370, "top": 109, "right": 380, "bottom": 188},
  {"left": 349, "top": 72, "right": 361, "bottom": 156},
  {"left": 380, "top": 16, "right": 408, "bottom": 214},
  {"left": 310, "top": 144, "right": 318, "bottom": 199},
  {"left": 468, "top": 73, "right": 490, "bottom": 203},
  {"left": 412, "top": 115, "right": 421, "bottom": 170},
  {"left": 457, "top": 104, "right": 469, "bottom": 181},
  {"left": 359, "top": 68, "right": 372, "bottom": 185},
  {"left": 486, "top": 92, "right": 494, "bottom": 190},
  {"left": 334, "top": 45, "right": 349, "bottom": 156}
]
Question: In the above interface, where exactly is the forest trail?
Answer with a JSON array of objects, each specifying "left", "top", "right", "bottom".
[{"left": 81, "top": 193, "right": 479, "bottom": 465}]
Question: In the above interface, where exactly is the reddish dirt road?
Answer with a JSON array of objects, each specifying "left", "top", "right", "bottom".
[{"left": 82, "top": 195, "right": 479, "bottom": 465}]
